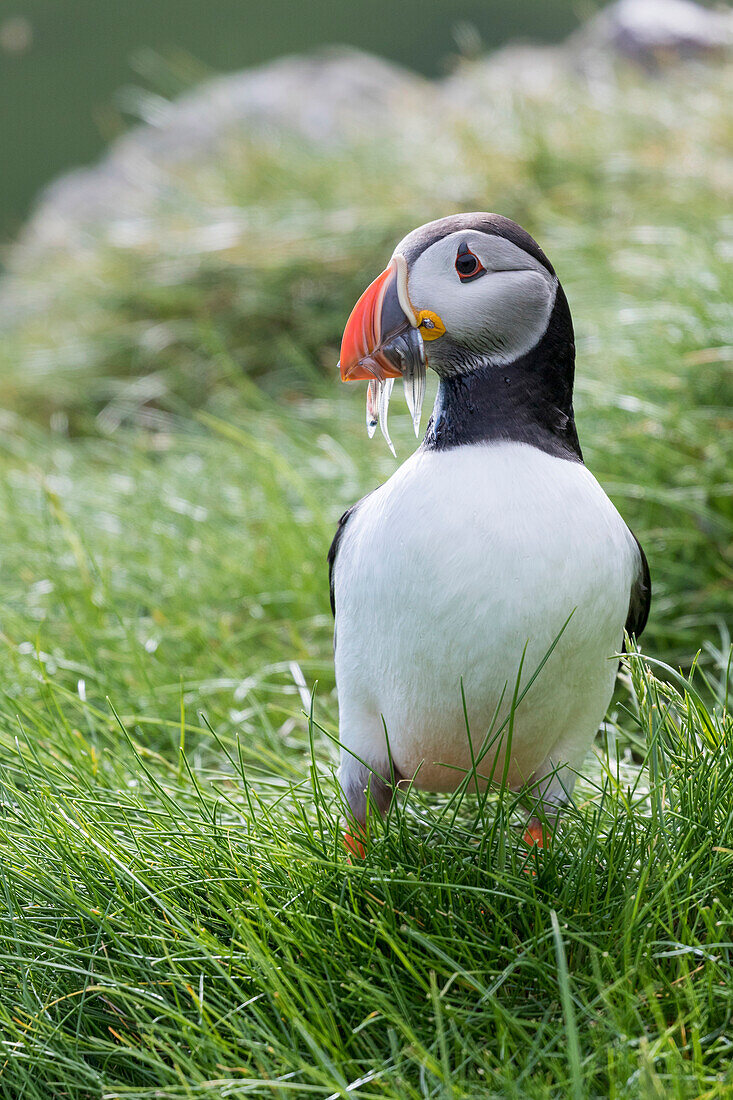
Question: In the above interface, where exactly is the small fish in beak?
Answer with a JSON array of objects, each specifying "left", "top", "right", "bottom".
[
  {"left": 378, "top": 377, "right": 395, "bottom": 455},
  {"left": 338, "top": 255, "right": 427, "bottom": 449},
  {"left": 366, "top": 378, "right": 379, "bottom": 439},
  {"left": 401, "top": 349, "right": 426, "bottom": 438}
]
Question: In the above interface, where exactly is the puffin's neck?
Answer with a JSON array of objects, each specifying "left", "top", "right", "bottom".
[{"left": 422, "top": 287, "right": 583, "bottom": 462}]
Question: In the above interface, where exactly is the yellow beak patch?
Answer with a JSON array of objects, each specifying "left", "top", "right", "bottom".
[{"left": 415, "top": 309, "right": 446, "bottom": 341}]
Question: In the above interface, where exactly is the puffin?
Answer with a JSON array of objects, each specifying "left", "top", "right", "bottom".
[{"left": 328, "top": 213, "right": 650, "bottom": 853}]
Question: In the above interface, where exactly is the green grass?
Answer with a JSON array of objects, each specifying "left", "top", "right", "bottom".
[
  {"left": 0, "top": 54, "right": 731, "bottom": 1097},
  {"left": 0, "top": 645, "right": 731, "bottom": 1098}
]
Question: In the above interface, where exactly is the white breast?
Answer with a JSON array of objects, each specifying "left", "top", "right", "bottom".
[{"left": 333, "top": 441, "right": 639, "bottom": 803}]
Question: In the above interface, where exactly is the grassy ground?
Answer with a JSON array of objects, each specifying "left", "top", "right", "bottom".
[{"left": 0, "top": 55, "right": 731, "bottom": 1098}]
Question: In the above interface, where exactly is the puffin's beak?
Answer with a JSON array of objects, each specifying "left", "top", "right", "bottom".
[{"left": 338, "top": 255, "right": 427, "bottom": 447}]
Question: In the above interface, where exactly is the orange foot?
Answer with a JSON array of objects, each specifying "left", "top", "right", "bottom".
[
  {"left": 343, "top": 830, "right": 366, "bottom": 860},
  {"left": 523, "top": 818, "right": 551, "bottom": 848}
]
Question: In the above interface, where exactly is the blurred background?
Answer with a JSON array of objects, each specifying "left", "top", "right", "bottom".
[
  {"left": 1, "top": 0, "right": 717, "bottom": 239},
  {"left": 0, "top": 0, "right": 597, "bottom": 237}
]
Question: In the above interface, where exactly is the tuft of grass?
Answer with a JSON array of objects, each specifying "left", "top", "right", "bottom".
[{"left": 0, "top": 50, "right": 730, "bottom": 1098}]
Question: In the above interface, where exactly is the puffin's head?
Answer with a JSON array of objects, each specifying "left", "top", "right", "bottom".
[{"left": 338, "top": 213, "right": 571, "bottom": 450}]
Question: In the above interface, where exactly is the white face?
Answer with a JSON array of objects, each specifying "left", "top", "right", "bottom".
[{"left": 393, "top": 229, "right": 558, "bottom": 374}]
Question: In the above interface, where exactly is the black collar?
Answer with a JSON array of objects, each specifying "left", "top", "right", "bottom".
[{"left": 422, "top": 285, "right": 583, "bottom": 463}]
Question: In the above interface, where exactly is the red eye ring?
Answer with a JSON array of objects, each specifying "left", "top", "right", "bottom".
[{"left": 455, "top": 242, "right": 486, "bottom": 282}]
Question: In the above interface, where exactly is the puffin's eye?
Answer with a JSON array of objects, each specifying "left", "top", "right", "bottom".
[{"left": 455, "top": 242, "right": 486, "bottom": 282}]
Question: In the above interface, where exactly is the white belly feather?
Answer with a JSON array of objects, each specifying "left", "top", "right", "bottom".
[{"left": 333, "top": 441, "right": 639, "bottom": 801}]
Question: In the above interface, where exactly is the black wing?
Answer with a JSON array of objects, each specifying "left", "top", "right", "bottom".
[
  {"left": 327, "top": 490, "right": 375, "bottom": 617},
  {"left": 626, "top": 531, "right": 651, "bottom": 638},
  {"left": 327, "top": 506, "right": 355, "bottom": 617}
]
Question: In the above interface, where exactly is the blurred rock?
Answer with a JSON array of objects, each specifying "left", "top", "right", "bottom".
[
  {"left": 443, "top": 43, "right": 568, "bottom": 109},
  {"left": 444, "top": 0, "right": 733, "bottom": 106},
  {"left": 571, "top": 0, "right": 733, "bottom": 68},
  {"left": 15, "top": 48, "right": 435, "bottom": 254}
]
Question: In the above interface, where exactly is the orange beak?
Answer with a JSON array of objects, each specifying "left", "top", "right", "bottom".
[{"left": 338, "top": 255, "right": 420, "bottom": 382}]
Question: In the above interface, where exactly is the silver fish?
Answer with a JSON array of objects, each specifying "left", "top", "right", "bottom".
[
  {"left": 402, "top": 354, "right": 426, "bottom": 437},
  {"left": 378, "top": 378, "right": 396, "bottom": 457},
  {"left": 360, "top": 326, "right": 426, "bottom": 451},
  {"left": 366, "top": 378, "right": 379, "bottom": 438}
]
